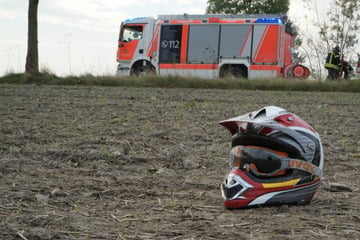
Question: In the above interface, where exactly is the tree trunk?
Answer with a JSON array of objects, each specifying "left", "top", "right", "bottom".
[{"left": 25, "top": 0, "right": 39, "bottom": 74}]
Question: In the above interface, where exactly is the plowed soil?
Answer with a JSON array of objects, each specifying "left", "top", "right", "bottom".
[{"left": 1, "top": 84, "right": 359, "bottom": 240}]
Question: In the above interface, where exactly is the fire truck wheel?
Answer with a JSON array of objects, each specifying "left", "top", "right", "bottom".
[
  {"left": 130, "top": 61, "right": 156, "bottom": 76},
  {"left": 220, "top": 65, "right": 247, "bottom": 78}
]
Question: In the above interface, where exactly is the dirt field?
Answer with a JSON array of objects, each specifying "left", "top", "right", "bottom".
[{"left": 0, "top": 84, "right": 359, "bottom": 240}]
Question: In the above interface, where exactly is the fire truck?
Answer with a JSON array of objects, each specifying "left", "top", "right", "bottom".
[{"left": 116, "top": 14, "right": 310, "bottom": 79}]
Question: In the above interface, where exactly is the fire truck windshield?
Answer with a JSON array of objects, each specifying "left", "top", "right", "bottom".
[{"left": 120, "top": 25, "right": 143, "bottom": 42}]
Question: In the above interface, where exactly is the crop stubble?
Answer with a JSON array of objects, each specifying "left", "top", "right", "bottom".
[{"left": 0, "top": 84, "right": 359, "bottom": 239}]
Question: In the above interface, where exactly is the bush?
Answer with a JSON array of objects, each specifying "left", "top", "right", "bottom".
[{"left": 1, "top": 72, "right": 359, "bottom": 92}]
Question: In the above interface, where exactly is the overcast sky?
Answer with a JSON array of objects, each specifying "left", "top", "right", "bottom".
[{"left": 0, "top": 0, "right": 338, "bottom": 77}]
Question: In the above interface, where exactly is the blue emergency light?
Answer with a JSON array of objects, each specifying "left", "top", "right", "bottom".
[
  {"left": 124, "top": 17, "right": 146, "bottom": 23},
  {"left": 255, "top": 18, "right": 283, "bottom": 24}
]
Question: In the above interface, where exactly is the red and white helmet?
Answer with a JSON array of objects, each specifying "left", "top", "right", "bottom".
[{"left": 219, "top": 106, "right": 324, "bottom": 208}]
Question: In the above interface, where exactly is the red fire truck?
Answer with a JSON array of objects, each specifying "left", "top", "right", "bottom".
[{"left": 116, "top": 14, "right": 309, "bottom": 79}]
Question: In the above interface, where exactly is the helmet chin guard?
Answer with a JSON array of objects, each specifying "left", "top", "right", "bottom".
[{"left": 219, "top": 106, "right": 324, "bottom": 208}]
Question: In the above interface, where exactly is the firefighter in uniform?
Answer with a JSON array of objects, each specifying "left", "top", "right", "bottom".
[
  {"left": 325, "top": 46, "right": 341, "bottom": 80},
  {"left": 343, "top": 61, "right": 353, "bottom": 80}
]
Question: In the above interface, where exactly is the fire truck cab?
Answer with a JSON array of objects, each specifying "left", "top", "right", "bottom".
[{"left": 116, "top": 14, "right": 309, "bottom": 79}]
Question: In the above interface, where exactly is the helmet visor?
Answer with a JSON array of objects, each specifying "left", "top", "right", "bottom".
[{"left": 229, "top": 146, "right": 285, "bottom": 176}]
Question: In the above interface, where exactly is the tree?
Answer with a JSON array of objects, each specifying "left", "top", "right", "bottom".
[
  {"left": 25, "top": 0, "right": 39, "bottom": 74},
  {"left": 206, "top": 0, "right": 289, "bottom": 14},
  {"left": 301, "top": 0, "right": 359, "bottom": 79},
  {"left": 320, "top": 0, "right": 359, "bottom": 56}
]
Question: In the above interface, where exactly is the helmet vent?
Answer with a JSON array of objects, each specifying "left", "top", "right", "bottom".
[
  {"left": 251, "top": 108, "right": 266, "bottom": 119},
  {"left": 223, "top": 184, "right": 244, "bottom": 199}
]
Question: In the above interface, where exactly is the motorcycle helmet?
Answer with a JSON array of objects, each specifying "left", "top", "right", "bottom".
[{"left": 219, "top": 106, "right": 324, "bottom": 208}]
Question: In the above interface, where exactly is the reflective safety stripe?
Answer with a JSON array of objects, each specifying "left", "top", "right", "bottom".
[
  {"left": 325, "top": 63, "right": 340, "bottom": 70},
  {"left": 262, "top": 178, "right": 300, "bottom": 188},
  {"left": 325, "top": 52, "right": 340, "bottom": 70}
]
